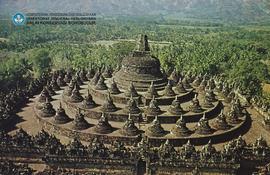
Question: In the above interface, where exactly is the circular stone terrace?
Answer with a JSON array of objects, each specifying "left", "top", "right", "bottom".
[{"left": 31, "top": 35, "right": 250, "bottom": 147}]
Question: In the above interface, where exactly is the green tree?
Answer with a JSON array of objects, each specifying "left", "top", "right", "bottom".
[
  {"left": 28, "top": 49, "right": 51, "bottom": 77},
  {"left": 228, "top": 59, "right": 267, "bottom": 96}
]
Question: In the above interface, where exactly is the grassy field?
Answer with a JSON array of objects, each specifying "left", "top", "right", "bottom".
[{"left": 263, "top": 83, "right": 270, "bottom": 93}]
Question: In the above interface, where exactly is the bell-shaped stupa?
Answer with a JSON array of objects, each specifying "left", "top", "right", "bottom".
[{"left": 114, "top": 35, "right": 167, "bottom": 91}]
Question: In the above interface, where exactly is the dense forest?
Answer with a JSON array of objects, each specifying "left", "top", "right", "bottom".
[{"left": 0, "top": 18, "right": 269, "bottom": 101}]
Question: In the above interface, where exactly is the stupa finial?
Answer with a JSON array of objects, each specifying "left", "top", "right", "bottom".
[{"left": 137, "top": 34, "right": 150, "bottom": 52}]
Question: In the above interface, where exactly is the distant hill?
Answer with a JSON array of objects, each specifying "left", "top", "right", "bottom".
[{"left": 1, "top": 0, "right": 270, "bottom": 23}]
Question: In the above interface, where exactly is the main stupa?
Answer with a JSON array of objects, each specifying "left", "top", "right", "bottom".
[{"left": 114, "top": 35, "right": 167, "bottom": 91}]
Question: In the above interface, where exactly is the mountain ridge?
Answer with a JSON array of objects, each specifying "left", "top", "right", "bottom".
[{"left": 0, "top": 0, "right": 270, "bottom": 23}]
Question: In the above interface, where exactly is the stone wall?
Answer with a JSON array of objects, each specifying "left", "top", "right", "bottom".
[
  {"left": 45, "top": 156, "right": 137, "bottom": 175},
  {"left": 148, "top": 160, "right": 239, "bottom": 175}
]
